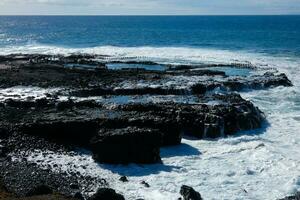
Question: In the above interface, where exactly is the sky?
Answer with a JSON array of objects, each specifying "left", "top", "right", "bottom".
[{"left": 0, "top": 0, "right": 300, "bottom": 15}]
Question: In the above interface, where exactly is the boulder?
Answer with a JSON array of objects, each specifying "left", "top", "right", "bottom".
[
  {"left": 90, "top": 127, "right": 162, "bottom": 164},
  {"left": 141, "top": 181, "right": 150, "bottom": 188},
  {"left": 88, "top": 188, "right": 125, "bottom": 200},
  {"left": 180, "top": 185, "right": 203, "bottom": 200},
  {"left": 119, "top": 176, "right": 128, "bottom": 182}
]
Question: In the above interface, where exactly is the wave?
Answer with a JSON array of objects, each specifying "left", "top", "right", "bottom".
[{"left": 0, "top": 44, "right": 278, "bottom": 65}]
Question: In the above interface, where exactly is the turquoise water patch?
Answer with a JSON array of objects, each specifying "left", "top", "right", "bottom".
[
  {"left": 106, "top": 63, "right": 166, "bottom": 71},
  {"left": 201, "top": 66, "right": 253, "bottom": 76},
  {"left": 64, "top": 63, "right": 98, "bottom": 69}
]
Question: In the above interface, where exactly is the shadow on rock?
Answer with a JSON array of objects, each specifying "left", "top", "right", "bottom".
[
  {"left": 183, "top": 120, "right": 270, "bottom": 142},
  {"left": 232, "top": 120, "right": 270, "bottom": 138}
]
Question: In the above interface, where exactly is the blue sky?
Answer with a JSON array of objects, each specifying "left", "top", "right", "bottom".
[{"left": 0, "top": 0, "right": 299, "bottom": 15}]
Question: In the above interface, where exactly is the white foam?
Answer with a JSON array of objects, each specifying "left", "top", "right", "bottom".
[
  {"left": 0, "top": 44, "right": 273, "bottom": 66},
  {"left": 0, "top": 86, "right": 63, "bottom": 102}
]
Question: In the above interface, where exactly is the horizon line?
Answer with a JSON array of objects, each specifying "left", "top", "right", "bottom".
[{"left": 0, "top": 14, "right": 300, "bottom": 17}]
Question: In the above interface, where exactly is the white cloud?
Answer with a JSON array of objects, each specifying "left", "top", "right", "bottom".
[{"left": 0, "top": 0, "right": 299, "bottom": 15}]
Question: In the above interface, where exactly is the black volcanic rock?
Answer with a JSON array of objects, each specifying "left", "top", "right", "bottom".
[
  {"left": 90, "top": 127, "right": 162, "bottom": 164},
  {"left": 0, "top": 93, "right": 264, "bottom": 163},
  {"left": 88, "top": 188, "right": 125, "bottom": 200},
  {"left": 0, "top": 54, "right": 292, "bottom": 94},
  {"left": 0, "top": 146, "right": 8, "bottom": 158},
  {"left": 115, "top": 94, "right": 264, "bottom": 139},
  {"left": 141, "top": 181, "right": 150, "bottom": 188},
  {"left": 280, "top": 192, "right": 300, "bottom": 200},
  {"left": 180, "top": 185, "right": 203, "bottom": 200},
  {"left": 19, "top": 119, "right": 100, "bottom": 146},
  {"left": 222, "top": 72, "right": 293, "bottom": 91},
  {"left": 0, "top": 160, "right": 104, "bottom": 198},
  {"left": 25, "top": 185, "right": 53, "bottom": 197},
  {"left": 119, "top": 176, "right": 128, "bottom": 182}
]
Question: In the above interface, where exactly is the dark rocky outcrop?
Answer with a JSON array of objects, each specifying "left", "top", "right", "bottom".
[
  {"left": 180, "top": 185, "right": 203, "bottom": 200},
  {"left": 222, "top": 72, "right": 293, "bottom": 90},
  {"left": 90, "top": 127, "right": 162, "bottom": 164},
  {"left": 0, "top": 159, "right": 106, "bottom": 198},
  {"left": 19, "top": 119, "right": 100, "bottom": 146},
  {"left": 88, "top": 188, "right": 125, "bottom": 200},
  {"left": 191, "top": 72, "right": 293, "bottom": 94},
  {"left": 141, "top": 181, "right": 150, "bottom": 188},
  {"left": 115, "top": 93, "right": 264, "bottom": 139},
  {"left": 279, "top": 192, "right": 300, "bottom": 200},
  {"left": 119, "top": 176, "right": 128, "bottom": 183},
  {"left": 0, "top": 54, "right": 292, "bottom": 95},
  {"left": 26, "top": 185, "right": 53, "bottom": 197},
  {"left": 0, "top": 93, "right": 264, "bottom": 163}
]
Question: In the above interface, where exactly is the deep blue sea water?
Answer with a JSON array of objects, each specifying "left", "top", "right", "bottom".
[{"left": 0, "top": 16, "right": 300, "bottom": 57}]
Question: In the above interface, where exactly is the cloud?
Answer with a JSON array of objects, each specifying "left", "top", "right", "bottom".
[
  {"left": 0, "top": 0, "right": 299, "bottom": 15},
  {"left": 1, "top": 0, "right": 91, "bottom": 6}
]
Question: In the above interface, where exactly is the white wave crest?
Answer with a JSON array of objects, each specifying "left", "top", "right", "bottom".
[{"left": 0, "top": 44, "right": 275, "bottom": 66}]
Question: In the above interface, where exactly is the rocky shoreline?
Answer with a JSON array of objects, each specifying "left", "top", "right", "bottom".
[{"left": 0, "top": 54, "right": 296, "bottom": 199}]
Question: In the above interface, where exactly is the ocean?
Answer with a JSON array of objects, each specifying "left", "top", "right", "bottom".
[
  {"left": 0, "top": 16, "right": 300, "bottom": 200},
  {"left": 0, "top": 16, "right": 300, "bottom": 55}
]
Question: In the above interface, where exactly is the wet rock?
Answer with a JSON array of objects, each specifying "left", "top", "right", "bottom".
[
  {"left": 0, "top": 146, "right": 9, "bottom": 157},
  {"left": 11, "top": 93, "right": 263, "bottom": 147},
  {"left": 36, "top": 98, "right": 52, "bottom": 107},
  {"left": 56, "top": 100, "right": 75, "bottom": 111},
  {"left": 88, "top": 188, "right": 125, "bottom": 200},
  {"left": 0, "top": 54, "right": 292, "bottom": 94},
  {"left": 223, "top": 72, "right": 293, "bottom": 91},
  {"left": 101, "top": 107, "right": 182, "bottom": 146},
  {"left": 141, "top": 181, "right": 150, "bottom": 188},
  {"left": 19, "top": 119, "right": 100, "bottom": 146},
  {"left": 73, "top": 192, "right": 85, "bottom": 200},
  {"left": 119, "top": 176, "right": 128, "bottom": 182},
  {"left": 204, "top": 123, "right": 222, "bottom": 138},
  {"left": 116, "top": 94, "right": 264, "bottom": 139},
  {"left": 262, "top": 72, "right": 293, "bottom": 87},
  {"left": 25, "top": 185, "right": 53, "bottom": 197},
  {"left": 0, "top": 125, "right": 9, "bottom": 139},
  {"left": 112, "top": 60, "right": 159, "bottom": 66},
  {"left": 70, "top": 183, "right": 79, "bottom": 190},
  {"left": 90, "top": 127, "right": 162, "bottom": 164},
  {"left": 0, "top": 159, "right": 107, "bottom": 198},
  {"left": 191, "top": 83, "right": 220, "bottom": 94},
  {"left": 279, "top": 192, "right": 300, "bottom": 200},
  {"left": 180, "top": 185, "right": 203, "bottom": 200},
  {"left": 74, "top": 100, "right": 99, "bottom": 108},
  {"left": 73, "top": 87, "right": 189, "bottom": 96},
  {"left": 4, "top": 99, "right": 35, "bottom": 108}
]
